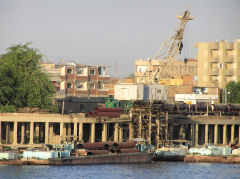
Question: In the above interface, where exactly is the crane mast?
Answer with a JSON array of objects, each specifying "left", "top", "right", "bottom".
[{"left": 139, "top": 10, "right": 193, "bottom": 84}]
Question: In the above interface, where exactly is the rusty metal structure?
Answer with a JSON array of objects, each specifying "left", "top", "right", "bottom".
[
  {"left": 129, "top": 101, "right": 171, "bottom": 148},
  {"left": 139, "top": 9, "right": 193, "bottom": 84},
  {"left": 129, "top": 101, "right": 240, "bottom": 149}
]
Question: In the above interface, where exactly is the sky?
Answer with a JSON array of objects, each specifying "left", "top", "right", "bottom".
[{"left": 0, "top": 0, "right": 239, "bottom": 77}]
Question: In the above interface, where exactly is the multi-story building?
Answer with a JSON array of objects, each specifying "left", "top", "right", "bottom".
[
  {"left": 41, "top": 63, "right": 62, "bottom": 91},
  {"left": 59, "top": 63, "right": 110, "bottom": 98},
  {"left": 196, "top": 39, "right": 240, "bottom": 89},
  {"left": 135, "top": 58, "right": 197, "bottom": 85},
  {"left": 41, "top": 62, "right": 111, "bottom": 113}
]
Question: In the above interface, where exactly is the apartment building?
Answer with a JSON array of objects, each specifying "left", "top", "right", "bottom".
[
  {"left": 196, "top": 39, "right": 240, "bottom": 89},
  {"left": 59, "top": 63, "right": 110, "bottom": 98},
  {"left": 135, "top": 58, "right": 197, "bottom": 84}
]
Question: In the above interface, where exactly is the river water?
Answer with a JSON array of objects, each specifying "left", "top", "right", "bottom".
[{"left": 0, "top": 162, "right": 240, "bottom": 179}]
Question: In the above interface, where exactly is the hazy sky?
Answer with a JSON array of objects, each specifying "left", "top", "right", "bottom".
[{"left": 1, "top": 0, "right": 239, "bottom": 77}]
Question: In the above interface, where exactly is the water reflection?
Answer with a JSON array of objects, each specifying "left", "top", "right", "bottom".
[{"left": 0, "top": 162, "right": 240, "bottom": 179}]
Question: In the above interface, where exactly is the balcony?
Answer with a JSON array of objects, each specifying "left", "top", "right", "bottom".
[
  {"left": 210, "top": 58, "right": 219, "bottom": 63},
  {"left": 225, "top": 70, "right": 233, "bottom": 76},
  {"left": 210, "top": 80, "right": 218, "bottom": 87},
  {"left": 224, "top": 58, "right": 233, "bottom": 63},
  {"left": 210, "top": 69, "right": 219, "bottom": 76}
]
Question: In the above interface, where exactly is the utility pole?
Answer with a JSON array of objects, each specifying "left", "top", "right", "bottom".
[{"left": 87, "top": 74, "right": 90, "bottom": 113}]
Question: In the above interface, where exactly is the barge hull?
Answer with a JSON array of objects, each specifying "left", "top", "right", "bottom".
[
  {"left": 153, "top": 155, "right": 184, "bottom": 162},
  {"left": 0, "top": 153, "right": 152, "bottom": 165},
  {"left": 184, "top": 155, "right": 240, "bottom": 164},
  {"left": 50, "top": 153, "right": 152, "bottom": 165}
]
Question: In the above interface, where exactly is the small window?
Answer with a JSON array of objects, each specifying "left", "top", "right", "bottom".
[
  {"left": 98, "top": 67, "right": 102, "bottom": 75},
  {"left": 98, "top": 81, "right": 102, "bottom": 89},
  {"left": 67, "top": 69, "right": 73, "bottom": 74},
  {"left": 90, "top": 83, "right": 95, "bottom": 89},
  {"left": 219, "top": 63, "right": 223, "bottom": 69},
  {"left": 90, "top": 70, "right": 95, "bottom": 75},
  {"left": 67, "top": 83, "right": 72, "bottom": 88},
  {"left": 77, "top": 84, "right": 84, "bottom": 89},
  {"left": 157, "top": 90, "right": 161, "bottom": 93},
  {"left": 79, "top": 70, "right": 83, "bottom": 74}
]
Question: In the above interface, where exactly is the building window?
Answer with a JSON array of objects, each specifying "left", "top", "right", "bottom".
[
  {"left": 67, "top": 83, "right": 72, "bottom": 88},
  {"left": 79, "top": 70, "right": 83, "bottom": 74},
  {"left": 90, "top": 83, "right": 95, "bottom": 89},
  {"left": 67, "top": 69, "right": 73, "bottom": 74},
  {"left": 157, "top": 90, "right": 161, "bottom": 93},
  {"left": 98, "top": 81, "right": 102, "bottom": 89},
  {"left": 77, "top": 84, "right": 84, "bottom": 89},
  {"left": 76, "top": 66, "right": 84, "bottom": 75},
  {"left": 98, "top": 67, "right": 102, "bottom": 75},
  {"left": 219, "top": 63, "right": 223, "bottom": 69},
  {"left": 90, "top": 70, "right": 95, "bottom": 75}
]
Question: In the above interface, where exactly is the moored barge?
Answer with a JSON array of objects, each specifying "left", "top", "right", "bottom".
[{"left": 0, "top": 152, "right": 152, "bottom": 165}]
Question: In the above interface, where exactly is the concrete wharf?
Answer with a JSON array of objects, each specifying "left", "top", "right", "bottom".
[{"left": 0, "top": 112, "right": 240, "bottom": 148}]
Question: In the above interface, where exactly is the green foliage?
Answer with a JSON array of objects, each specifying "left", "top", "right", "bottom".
[
  {"left": 225, "top": 81, "right": 240, "bottom": 103},
  {"left": 47, "top": 104, "right": 59, "bottom": 113},
  {"left": 0, "top": 43, "right": 57, "bottom": 111},
  {"left": 0, "top": 105, "right": 16, "bottom": 112}
]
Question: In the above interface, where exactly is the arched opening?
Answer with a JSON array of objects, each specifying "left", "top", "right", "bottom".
[{"left": 67, "top": 83, "right": 72, "bottom": 88}]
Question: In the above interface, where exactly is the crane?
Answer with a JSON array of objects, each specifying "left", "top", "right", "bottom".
[{"left": 139, "top": 9, "right": 193, "bottom": 84}]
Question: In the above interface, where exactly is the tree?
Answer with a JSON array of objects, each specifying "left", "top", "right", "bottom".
[
  {"left": 0, "top": 43, "right": 58, "bottom": 112},
  {"left": 225, "top": 81, "right": 240, "bottom": 103}
]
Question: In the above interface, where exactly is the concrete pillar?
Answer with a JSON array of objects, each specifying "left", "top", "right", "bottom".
[
  {"left": 6, "top": 122, "right": 10, "bottom": 144},
  {"left": 114, "top": 123, "right": 119, "bottom": 142},
  {"left": 156, "top": 119, "right": 160, "bottom": 149},
  {"left": 13, "top": 121, "right": 18, "bottom": 145},
  {"left": 223, "top": 124, "right": 227, "bottom": 145},
  {"left": 214, "top": 124, "right": 218, "bottom": 145},
  {"left": 63, "top": 123, "right": 67, "bottom": 141},
  {"left": 129, "top": 123, "right": 134, "bottom": 141},
  {"left": 35, "top": 123, "right": 39, "bottom": 138},
  {"left": 35, "top": 122, "right": 39, "bottom": 144},
  {"left": 231, "top": 124, "right": 235, "bottom": 144},
  {"left": 74, "top": 122, "right": 78, "bottom": 141},
  {"left": 148, "top": 110, "right": 152, "bottom": 144},
  {"left": 165, "top": 113, "right": 168, "bottom": 141},
  {"left": 195, "top": 124, "right": 199, "bottom": 146},
  {"left": 90, "top": 123, "right": 95, "bottom": 143},
  {"left": 21, "top": 123, "right": 25, "bottom": 144},
  {"left": 60, "top": 122, "right": 64, "bottom": 142},
  {"left": 50, "top": 123, "right": 53, "bottom": 136},
  {"left": 101, "top": 123, "right": 107, "bottom": 142},
  {"left": 0, "top": 122, "right": 2, "bottom": 144},
  {"left": 119, "top": 125, "right": 123, "bottom": 142},
  {"left": 129, "top": 110, "right": 134, "bottom": 141},
  {"left": 138, "top": 112, "right": 142, "bottom": 139},
  {"left": 45, "top": 122, "right": 49, "bottom": 144},
  {"left": 79, "top": 123, "right": 83, "bottom": 141},
  {"left": 67, "top": 123, "right": 71, "bottom": 142},
  {"left": 29, "top": 121, "right": 34, "bottom": 145},
  {"left": 205, "top": 124, "right": 209, "bottom": 144}
]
